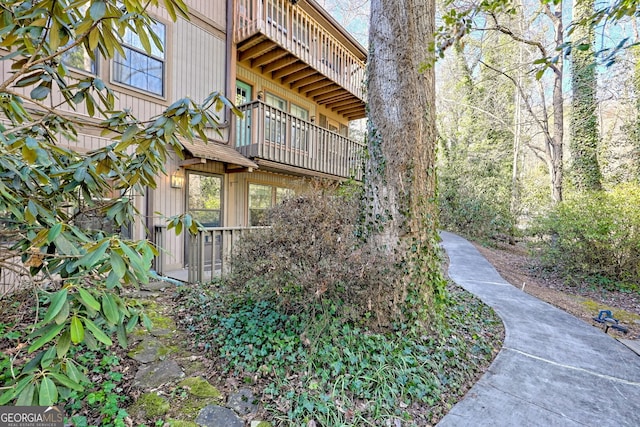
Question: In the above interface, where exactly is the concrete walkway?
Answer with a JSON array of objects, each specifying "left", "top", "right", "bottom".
[{"left": 437, "top": 231, "right": 640, "bottom": 427}]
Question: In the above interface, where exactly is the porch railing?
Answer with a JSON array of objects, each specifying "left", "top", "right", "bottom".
[
  {"left": 154, "top": 225, "right": 268, "bottom": 284},
  {"left": 235, "top": 0, "right": 366, "bottom": 99},
  {"left": 236, "top": 100, "right": 364, "bottom": 180}
]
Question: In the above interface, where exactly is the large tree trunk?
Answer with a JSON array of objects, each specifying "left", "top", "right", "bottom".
[
  {"left": 570, "top": 0, "right": 603, "bottom": 191},
  {"left": 364, "top": 0, "right": 443, "bottom": 322}
]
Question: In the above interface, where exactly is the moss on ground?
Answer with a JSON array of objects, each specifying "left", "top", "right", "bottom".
[
  {"left": 128, "top": 392, "right": 170, "bottom": 419},
  {"left": 178, "top": 376, "right": 222, "bottom": 399},
  {"left": 166, "top": 420, "right": 199, "bottom": 427},
  {"left": 582, "top": 299, "right": 640, "bottom": 324}
]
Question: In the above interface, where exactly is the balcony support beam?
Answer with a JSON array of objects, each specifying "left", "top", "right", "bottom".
[
  {"left": 314, "top": 89, "right": 350, "bottom": 103},
  {"left": 298, "top": 80, "right": 334, "bottom": 95},
  {"left": 330, "top": 98, "right": 362, "bottom": 109},
  {"left": 281, "top": 68, "right": 317, "bottom": 85},
  {"left": 238, "top": 40, "right": 274, "bottom": 62},
  {"left": 290, "top": 74, "right": 327, "bottom": 89},
  {"left": 251, "top": 49, "right": 288, "bottom": 68},
  {"left": 335, "top": 106, "right": 364, "bottom": 116},
  {"left": 262, "top": 55, "right": 298, "bottom": 73},
  {"left": 272, "top": 62, "right": 309, "bottom": 80},
  {"left": 307, "top": 84, "right": 341, "bottom": 98}
]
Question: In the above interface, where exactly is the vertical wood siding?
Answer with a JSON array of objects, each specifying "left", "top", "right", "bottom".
[{"left": 185, "top": 0, "right": 227, "bottom": 28}]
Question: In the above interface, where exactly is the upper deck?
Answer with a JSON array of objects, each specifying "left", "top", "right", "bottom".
[{"left": 234, "top": 0, "right": 367, "bottom": 120}]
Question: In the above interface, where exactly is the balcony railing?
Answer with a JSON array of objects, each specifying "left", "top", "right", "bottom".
[
  {"left": 154, "top": 225, "right": 268, "bottom": 284},
  {"left": 235, "top": 0, "right": 366, "bottom": 101},
  {"left": 236, "top": 101, "right": 364, "bottom": 180}
]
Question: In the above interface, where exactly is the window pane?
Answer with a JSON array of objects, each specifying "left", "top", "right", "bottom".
[
  {"left": 114, "top": 22, "right": 165, "bottom": 96},
  {"left": 189, "top": 174, "right": 222, "bottom": 227},
  {"left": 275, "top": 187, "right": 293, "bottom": 204},
  {"left": 150, "top": 22, "right": 166, "bottom": 58},
  {"left": 249, "top": 184, "right": 272, "bottom": 226},
  {"left": 249, "top": 184, "right": 293, "bottom": 226},
  {"left": 62, "top": 44, "right": 96, "bottom": 74}
]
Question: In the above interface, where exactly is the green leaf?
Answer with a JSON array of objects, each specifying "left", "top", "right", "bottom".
[
  {"left": 110, "top": 251, "right": 126, "bottom": 278},
  {"left": 79, "top": 239, "right": 109, "bottom": 268},
  {"left": 15, "top": 382, "right": 35, "bottom": 406},
  {"left": 43, "top": 289, "right": 68, "bottom": 323},
  {"left": 54, "top": 300, "right": 70, "bottom": 325},
  {"left": 83, "top": 318, "right": 112, "bottom": 346},
  {"left": 77, "top": 287, "right": 101, "bottom": 311},
  {"left": 46, "top": 223, "right": 63, "bottom": 243},
  {"left": 126, "top": 313, "right": 139, "bottom": 332},
  {"left": 54, "top": 234, "right": 79, "bottom": 256},
  {"left": 142, "top": 312, "right": 153, "bottom": 331},
  {"left": 30, "top": 85, "right": 51, "bottom": 100},
  {"left": 70, "top": 316, "right": 84, "bottom": 344},
  {"left": 40, "top": 346, "right": 56, "bottom": 369},
  {"left": 116, "top": 322, "right": 128, "bottom": 348},
  {"left": 49, "top": 372, "right": 84, "bottom": 392},
  {"left": 101, "top": 294, "right": 120, "bottom": 325},
  {"left": 49, "top": 19, "right": 61, "bottom": 51},
  {"left": 65, "top": 360, "right": 89, "bottom": 385},
  {"left": 39, "top": 376, "right": 58, "bottom": 406},
  {"left": 89, "top": 1, "right": 107, "bottom": 20},
  {"left": 28, "top": 323, "right": 66, "bottom": 353},
  {"left": 22, "top": 352, "right": 45, "bottom": 375},
  {"left": 22, "top": 146, "right": 37, "bottom": 165},
  {"left": 57, "top": 330, "right": 71, "bottom": 358},
  {"left": 121, "top": 124, "right": 139, "bottom": 142},
  {"left": 0, "top": 375, "right": 33, "bottom": 405},
  {"left": 105, "top": 269, "right": 120, "bottom": 289}
]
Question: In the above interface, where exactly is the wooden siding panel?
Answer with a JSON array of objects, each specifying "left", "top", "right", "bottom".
[
  {"left": 185, "top": 0, "right": 226, "bottom": 27},
  {"left": 173, "top": 18, "right": 229, "bottom": 142},
  {"left": 173, "top": 20, "right": 226, "bottom": 101},
  {"left": 230, "top": 171, "right": 306, "bottom": 227},
  {"left": 237, "top": 66, "right": 349, "bottom": 127}
]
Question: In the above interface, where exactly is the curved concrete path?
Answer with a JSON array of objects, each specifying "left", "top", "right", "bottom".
[{"left": 437, "top": 231, "right": 640, "bottom": 427}]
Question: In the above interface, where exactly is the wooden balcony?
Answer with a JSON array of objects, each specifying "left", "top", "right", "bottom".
[
  {"left": 236, "top": 100, "right": 364, "bottom": 180},
  {"left": 235, "top": 0, "right": 367, "bottom": 120}
]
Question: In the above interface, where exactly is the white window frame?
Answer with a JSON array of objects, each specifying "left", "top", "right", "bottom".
[{"left": 112, "top": 21, "right": 166, "bottom": 96}]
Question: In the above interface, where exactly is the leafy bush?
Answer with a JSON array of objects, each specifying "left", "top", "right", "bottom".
[
  {"left": 0, "top": 0, "right": 234, "bottom": 407},
  {"left": 439, "top": 183, "right": 515, "bottom": 243},
  {"left": 530, "top": 183, "right": 640, "bottom": 291},
  {"left": 228, "top": 184, "right": 394, "bottom": 324}
]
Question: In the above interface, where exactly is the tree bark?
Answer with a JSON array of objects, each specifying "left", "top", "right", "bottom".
[
  {"left": 570, "top": 0, "right": 603, "bottom": 191},
  {"left": 364, "top": 0, "right": 443, "bottom": 321},
  {"left": 548, "top": 4, "right": 565, "bottom": 203}
]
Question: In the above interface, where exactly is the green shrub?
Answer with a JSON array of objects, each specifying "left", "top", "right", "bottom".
[
  {"left": 439, "top": 184, "right": 515, "bottom": 243},
  {"left": 530, "top": 183, "right": 640, "bottom": 291}
]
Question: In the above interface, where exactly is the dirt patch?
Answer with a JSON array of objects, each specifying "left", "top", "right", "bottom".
[{"left": 473, "top": 242, "right": 640, "bottom": 339}]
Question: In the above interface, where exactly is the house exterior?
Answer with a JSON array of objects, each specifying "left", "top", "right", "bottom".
[{"left": 1, "top": 0, "right": 367, "bottom": 285}]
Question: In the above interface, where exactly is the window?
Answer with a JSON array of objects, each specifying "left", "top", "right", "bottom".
[
  {"left": 62, "top": 44, "right": 97, "bottom": 74},
  {"left": 236, "top": 80, "right": 252, "bottom": 105},
  {"left": 293, "top": 19, "right": 309, "bottom": 48},
  {"left": 265, "top": 93, "right": 287, "bottom": 144},
  {"left": 236, "top": 81, "right": 252, "bottom": 147},
  {"left": 188, "top": 173, "right": 222, "bottom": 227},
  {"left": 248, "top": 184, "right": 293, "bottom": 226},
  {"left": 113, "top": 21, "right": 166, "bottom": 96},
  {"left": 290, "top": 103, "right": 309, "bottom": 150},
  {"left": 266, "top": 0, "right": 287, "bottom": 32}
]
